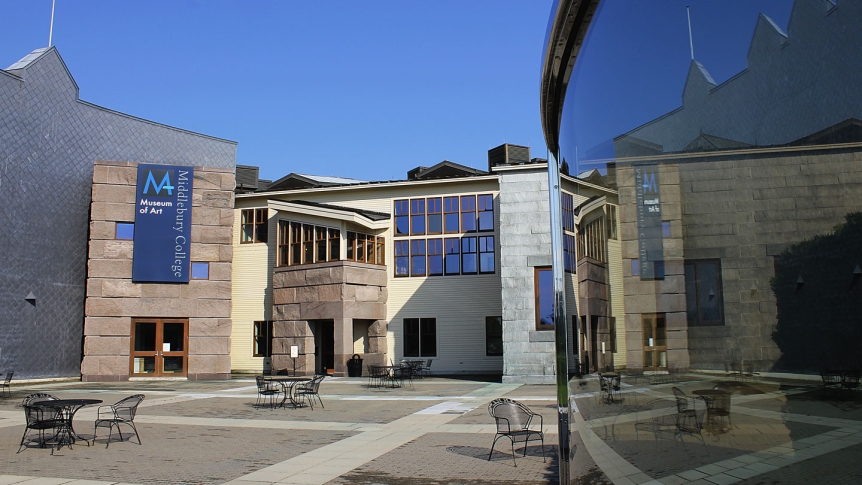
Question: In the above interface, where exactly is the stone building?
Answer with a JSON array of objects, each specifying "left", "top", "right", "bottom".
[{"left": 0, "top": 47, "right": 236, "bottom": 380}]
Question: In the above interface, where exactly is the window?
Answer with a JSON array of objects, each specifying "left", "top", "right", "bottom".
[
  {"left": 642, "top": 314, "right": 667, "bottom": 370},
  {"left": 428, "top": 238, "right": 443, "bottom": 276},
  {"left": 356, "top": 233, "right": 366, "bottom": 263},
  {"left": 427, "top": 197, "right": 442, "bottom": 234},
  {"left": 460, "top": 195, "right": 477, "bottom": 232},
  {"left": 461, "top": 237, "right": 477, "bottom": 274},
  {"left": 478, "top": 194, "right": 494, "bottom": 231},
  {"left": 376, "top": 237, "right": 385, "bottom": 266},
  {"left": 562, "top": 192, "right": 574, "bottom": 232},
  {"left": 535, "top": 267, "right": 554, "bottom": 330},
  {"left": 577, "top": 216, "right": 606, "bottom": 262},
  {"left": 395, "top": 240, "right": 409, "bottom": 277},
  {"left": 411, "top": 198, "right": 426, "bottom": 235},
  {"left": 444, "top": 196, "right": 460, "bottom": 233},
  {"left": 684, "top": 259, "right": 725, "bottom": 326},
  {"left": 564, "top": 234, "right": 576, "bottom": 273},
  {"left": 662, "top": 221, "right": 671, "bottom": 238},
  {"left": 191, "top": 262, "right": 209, "bottom": 280},
  {"left": 485, "top": 316, "right": 503, "bottom": 356},
  {"left": 303, "top": 224, "right": 314, "bottom": 262},
  {"left": 116, "top": 223, "right": 134, "bottom": 240},
  {"left": 278, "top": 221, "right": 290, "bottom": 266},
  {"left": 394, "top": 199, "right": 409, "bottom": 236},
  {"left": 444, "top": 238, "right": 460, "bottom": 275},
  {"left": 607, "top": 205, "right": 618, "bottom": 239},
  {"left": 410, "top": 239, "right": 426, "bottom": 276},
  {"left": 241, "top": 208, "right": 268, "bottom": 243},
  {"left": 253, "top": 321, "right": 273, "bottom": 358},
  {"left": 404, "top": 318, "right": 436, "bottom": 357},
  {"left": 329, "top": 228, "right": 340, "bottom": 261},
  {"left": 479, "top": 236, "right": 495, "bottom": 273},
  {"left": 290, "top": 222, "right": 301, "bottom": 265},
  {"left": 366, "top": 233, "right": 376, "bottom": 264},
  {"left": 315, "top": 226, "right": 327, "bottom": 263},
  {"left": 347, "top": 231, "right": 355, "bottom": 260}
]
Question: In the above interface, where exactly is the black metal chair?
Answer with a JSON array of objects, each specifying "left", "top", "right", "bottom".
[
  {"left": 93, "top": 394, "right": 145, "bottom": 447},
  {"left": 672, "top": 387, "right": 707, "bottom": 447},
  {"left": 1, "top": 371, "right": 12, "bottom": 398},
  {"left": 254, "top": 375, "right": 282, "bottom": 409},
  {"left": 18, "top": 393, "right": 61, "bottom": 453},
  {"left": 295, "top": 374, "right": 326, "bottom": 410},
  {"left": 487, "top": 398, "right": 545, "bottom": 466}
]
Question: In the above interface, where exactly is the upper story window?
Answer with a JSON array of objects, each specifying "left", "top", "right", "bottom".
[
  {"left": 577, "top": 216, "right": 607, "bottom": 263},
  {"left": 562, "top": 192, "right": 575, "bottom": 232},
  {"left": 606, "top": 204, "right": 618, "bottom": 240},
  {"left": 535, "top": 267, "right": 554, "bottom": 330},
  {"left": 346, "top": 231, "right": 385, "bottom": 265},
  {"left": 393, "top": 194, "right": 495, "bottom": 278},
  {"left": 241, "top": 208, "right": 268, "bottom": 243},
  {"left": 277, "top": 220, "right": 341, "bottom": 266}
]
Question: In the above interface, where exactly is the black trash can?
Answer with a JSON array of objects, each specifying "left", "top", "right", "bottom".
[{"left": 346, "top": 354, "right": 363, "bottom": 377}]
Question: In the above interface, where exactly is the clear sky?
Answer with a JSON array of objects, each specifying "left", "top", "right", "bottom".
[{"left": 2, "top": 1, "right": 552, "bottom": 182}]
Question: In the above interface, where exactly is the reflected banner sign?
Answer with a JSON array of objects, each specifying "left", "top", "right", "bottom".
[
  {"left": 132, "top": 164, "right": 194, "bottom": 283},
  {"left": 635, "top": 164, "right": 663, "bottom": 279}
]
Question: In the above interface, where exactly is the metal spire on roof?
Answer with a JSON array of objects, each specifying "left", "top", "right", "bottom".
[
  {"left": 48, "top": 0, "right": 56, "bottom": 47},
  {"left": 687, "top": 5, "right": 695, "bottom": 60}
]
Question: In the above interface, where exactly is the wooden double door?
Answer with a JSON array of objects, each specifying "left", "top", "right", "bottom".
[{"left": 130, "top": 318, "right": 188, "bottom": 377}]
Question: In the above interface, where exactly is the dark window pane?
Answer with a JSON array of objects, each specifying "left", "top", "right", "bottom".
[
  {"left": 480, "top": 252, "right": 494, "bottom": 273},
  {"left": 461, "top": 212, "right": 477, "bottom": 232},
  {"left": 395, "top": 257, "right": 409, "bottom": 276},
  {"left": 428, "top": 214, "right": 442, "bottom": 233},
  {"left": 116, "top": 223, "right": 134, "bottom": 240},
  {"left": 698, "top": 262, "right": 721, "bottom": 322},
  {"left": 420, "top": 318, "right": 436, "bottom": 357},
  {"left": 411, "top": 215, "right": 425, "bottom": 234},
  {"left": 445, "top": 238, "right": 460, "bottom": 275},
  {"left": 404, "top": 318, "right": 419, "bottom": 357},
  {"left": 685, "top": 262, "right": 698, "bottom": 324},
  {"left": 134, "top": 322, "right": 156, "bottom": 351},
  {"left": 485, "top": 316, "right": 503, "bottom": 356},
  {"left": 478, "top": 211, "right": 494, "bottom": 231},
  {"left": 429, "top": 255, "right": 443, "bottom": 275},
  {"left": 394, "top": 199, "right": 409, "bottom": 215},
  {"left": 191, "top": 262, "right": 209, "bottom": 279}
]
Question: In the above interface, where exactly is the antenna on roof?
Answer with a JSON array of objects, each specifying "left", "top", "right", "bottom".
[
  {"left": 687, "top": 5, "right": 695, "bottom": 60},
  {"left": 48, "top": 0, "right": 56, "bottom": 47}
]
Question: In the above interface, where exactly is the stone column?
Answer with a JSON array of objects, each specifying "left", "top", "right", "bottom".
[{"left": 333, "top": 318, "right": 354, "bottom": 375}]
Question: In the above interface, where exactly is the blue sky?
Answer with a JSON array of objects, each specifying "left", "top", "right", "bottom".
[
  {"left": 2, "top": 1, "right": 551, "bottom": 182},
  {"left": 2, "top": 1, "right": 795, "bottom": 181}
]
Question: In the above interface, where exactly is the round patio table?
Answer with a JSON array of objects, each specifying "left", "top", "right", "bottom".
[
  {"left": 32, "top": 398, "right": 103, "bottom": 451},
  {"left": 265, "top": 376, "right": 311, "bottom": 408}
]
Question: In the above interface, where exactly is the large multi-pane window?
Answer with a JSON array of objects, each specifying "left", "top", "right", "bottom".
[
  {"left": 393, "top": 194, "right": 495, "bottom": 277},
  {"left": 241, "top": 208, "right": 268, "bottom": 243},
  {"left": 403, "top": 318, "right": 436, "bottom": 357},
  {"left": 577, "top": 216, "right": 607, "bottom": 263},
  {"left": 562, "top": 192, "right": 575, "bottom": 232},
  {"left": 277, "top": 221, "right": 370, "bottom": 267},
  {"left": 564, "top": 234, "right": 576, "bottom": 273},
  {"left": 345, "top": 231, "right": 385, "bottom": 265}
]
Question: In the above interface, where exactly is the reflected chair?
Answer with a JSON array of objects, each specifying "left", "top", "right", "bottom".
[
  {"left": 18, "top": 393, "right": 61, "bottom": 452},
  {"left": 295, "top": 374, "right": 326, "bottom": 410},
  {"left": 1, "top": 371, "right": 12, "bottom": 398},
  {"left": 843, "top": 370, "right": 861, "bottom": 392},
  {"left": 704, "top": 391, "right": 733, "bottom": 436},
  {"left": 254, "top": 375, "right": 282, "bottom": 409},
  {"left": 93, "top": 394, "right": 145, "bottom": 447},
  {"left": 671, "top": 387, "right": 707, "bottom": 447},
  {"left": 487, "top": 398, "right": 545, "bottom": 466}
]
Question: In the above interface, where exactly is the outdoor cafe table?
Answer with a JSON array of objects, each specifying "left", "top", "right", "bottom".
[
  {"left": 598, "top": 372, "right": 620, "bottom": 404},
  {"left": 33, "top": 398, "right": 102, "bottom": 450},
  {"left": 692, "top": 389, "right": 729, "bottom": 411},
  {"left": 264, "top": 376, "right": 311, "bottom": 408}
]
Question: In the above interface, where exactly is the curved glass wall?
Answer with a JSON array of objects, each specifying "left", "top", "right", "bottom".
[{"left": 550, "top": 0, "right": 862, "bottom": 482}]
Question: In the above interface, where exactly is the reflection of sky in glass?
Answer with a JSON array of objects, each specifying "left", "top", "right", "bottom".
[
  {"left": 560, "top": 0, "right": 792, "bottom": 172},
  {"left": 538, "top": 269, "right": 554, "bottom": 326}
]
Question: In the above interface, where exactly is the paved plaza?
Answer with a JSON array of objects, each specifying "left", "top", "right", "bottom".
[{"left": 0, "top": 373, "right": 860, "bottom": 484}]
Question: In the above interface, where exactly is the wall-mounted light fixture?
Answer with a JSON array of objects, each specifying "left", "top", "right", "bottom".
[
  {"left": 795, "top": 275, "right": 804, "bottom": 293},
  {"left": 24, "top": 292, "right": 36, "bottom": 306},
  {"left": 852, "top": 264, "right": 862, "bottom": 287}
]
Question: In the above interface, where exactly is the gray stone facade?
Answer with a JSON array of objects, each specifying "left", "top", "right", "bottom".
[
  {"left": 0, "top": 48, "right": 235, "bottom": 379},
  {"left": 497, "top": 167, "right": 557, "bottom": 383},
  {"left": 271, "top": 261, "right": 388, "bottom": 376}
]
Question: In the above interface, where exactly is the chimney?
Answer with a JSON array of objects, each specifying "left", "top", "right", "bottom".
[{"left": 488, "top": 144, "right": 531, "bottom": 171}]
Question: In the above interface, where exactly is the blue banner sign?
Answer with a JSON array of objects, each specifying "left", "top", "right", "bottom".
[
  {"left": 635, "top": 164, "right": 664, "bottom": 279},
  {"left": 132, "top": 164, "right": 194, "bottom": 283}
]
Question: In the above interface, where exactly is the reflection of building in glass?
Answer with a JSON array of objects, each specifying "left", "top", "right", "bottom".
[
  {"left": 610, "top": 0, "right": 862, "bottom": 373},
  {"left": 231, "top": 145, "right": 625, "bottom": 381}
]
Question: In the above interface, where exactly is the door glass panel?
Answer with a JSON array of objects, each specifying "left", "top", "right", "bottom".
[
  {"left": 134, "top": 322, "right": 157, "bottom": 351},
  {"left": 163, "top": 322, "right": 185, "bottom": 352},
  {"left": 162, "top": 357, "right": 184, "bottom": 374},
  {"left": 133, "top": 356, "right": 156, "bottom": 374}
]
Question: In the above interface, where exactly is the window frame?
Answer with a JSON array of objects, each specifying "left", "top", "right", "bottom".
[
  {"left": 684, "top": 259, "right": 726, "bottom": 327},
  {"left": 535, "top": 266, "right": 554, "bottom": 330},
  {"left": 485, "top": 316, "right": 503, "bottom": 356},
  {"left": 241, "top": 208, "right": 268, "bottom": 244},
  {"left": 253, "top": 320, "right": 273, "bottom": 358},
  {"left": 403, "top": 317, "right": 437, "bottom": 358}
]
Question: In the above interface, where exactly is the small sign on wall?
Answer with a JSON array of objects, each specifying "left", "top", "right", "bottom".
[
  {"left": 163, "top": 343, "right": 171, "bottom": 352},
  {"left": 290, "top": 345, "right": 299, "bottom": 358}
]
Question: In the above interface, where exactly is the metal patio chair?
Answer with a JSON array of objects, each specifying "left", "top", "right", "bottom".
[
  {"left": 295, "top": 374, "right": 326, "bottom": 410},
  {"left": 487, "top": 398, "right": 545, "bottom": 466},
  {"left": 93, "top": 394, "right": 145, "bottom": 447},
  {"left": 672, "top": 387, "right": 707, "bottom": 448},
  {"left": 18, "top": 393, "right": 61, "bottom": 453},
  {"left": 0, "top": 371, "right": 12, "bottom": 398},
  {"left": 254, "top": 375, "right": 282, "bottom": 409}
]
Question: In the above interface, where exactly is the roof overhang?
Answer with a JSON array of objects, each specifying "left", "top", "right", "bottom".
[{"left": 267, "top": 200, "right": 390, "bottom": 231}]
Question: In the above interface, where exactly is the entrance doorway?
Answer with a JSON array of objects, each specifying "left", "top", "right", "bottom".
[
  {"left": 311, "top": 320, "right": 334, "bottom": 375},
  {"left": 130, "top": 318, "right": 188, "bottom": 377},
  {"left": 642, "top": 313, "right": 667, "bottom": 371}
]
